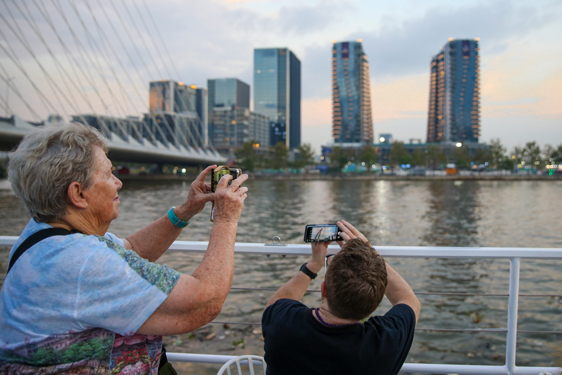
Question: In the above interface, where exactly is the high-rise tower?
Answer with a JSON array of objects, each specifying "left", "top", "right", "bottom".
[
  {"left": 426, "top": 39, "right": 480, "bottom": 143},
  {"left": 253, "top": 48, "right": 301, "bottom": 149},
  {"left": 332, "top": 40, "right": 373, "bottom": 144}
]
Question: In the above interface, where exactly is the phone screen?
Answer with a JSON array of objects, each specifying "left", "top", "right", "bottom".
[{"left": 304, "top": 224, "right": 342, "bottom": 242}]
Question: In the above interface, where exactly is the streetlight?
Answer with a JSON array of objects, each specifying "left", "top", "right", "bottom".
[{"left": 455, "top": 142, "right": 462, "bottom": 148}]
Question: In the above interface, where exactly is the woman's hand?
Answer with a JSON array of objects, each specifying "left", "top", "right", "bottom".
[
  {"left": 212, "top": 173, "right": 248, "bottom": 224},
  {"left": 175, "top": 165, "right": 216, "bottom": 221},
  {"left": 336, "top": 220, "right": 370, "bottom": 246}
]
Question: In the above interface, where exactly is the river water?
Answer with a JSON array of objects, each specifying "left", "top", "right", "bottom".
[{"left": 1, "top": 178, "right": 561, "bottom": 373}]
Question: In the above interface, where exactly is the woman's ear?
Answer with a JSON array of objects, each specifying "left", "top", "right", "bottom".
[
  {"left": 321, "top": 280, "right": 327, "bottom": 299},
  {"left": 67, "top": 181, "right": 88, "bottom": 209}
]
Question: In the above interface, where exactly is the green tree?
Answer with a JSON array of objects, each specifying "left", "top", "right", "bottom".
[
  {"left": 293, "top": 143, "right": 315, "bottom": 169},
  {"left": 472, "top": 147, "right": 491, "bottom": 165},
  {"left": 511, "top": 146, "right": 525, "bottom": 166},
  {"left": 329, "top": 146, "right": 356, "bottom": 169},
  {"left": 488, "top": 138, "right": 506, "bottom": 168},
  {"left": 237, "top": 140, "right": 258, "bottom": 172},
  {"left": 498, "top": 158, "right": 515, "bottom": 170},
  {"left": 412, "top": 148, "right": 426, "bottom": 167},
  {"left": 550, "top": 144, "right": 562, "bottom": 163},
  {"left": 271, "top": 142, "right": 288, "bottom": 169},
  {"left": 452, "top": 146, "right": 469, "bottom": 169},
  {"left": 524, "top": 141, "right": 542, "bottom": 169},
  {"left": 390, "top": 142, "right": 412, "bottom": 165},
  {"left": 426, "top": 145, "right": 441, "bottom": 169},
  {"left": 358, "top": 144, "right": 378, "bottom": 167}
]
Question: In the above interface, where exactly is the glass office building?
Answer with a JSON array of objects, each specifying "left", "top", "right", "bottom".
[
  {"left": 149, "top": 80, "right": 197, "bottom": 114},
  {"left": 253, "top": 48, "right": 301, "bottom": 149},
  {"left": 209, "top": 108, "right": 269, "bottom": 152},
  {"left": 332, "top": 41, "right": 373, "bottom": 144},
  {"left": 149, "top": 80, "right": 207, "bottom": 148},
  {"left": 195, "top": 87, "right": 208, "bottom": 146},
  {"left": 426, "top": 39, "right": 480, "bottom": 143},
  {"left": 208, "top": 78, "right": 250, "bottom": 111}
]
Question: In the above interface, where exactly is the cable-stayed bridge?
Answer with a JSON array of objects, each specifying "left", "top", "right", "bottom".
[
  {"left": 0, "top": 0, "right": 225, "bottom": 166},
  {"left": 0, "top": 114, "right": 225, "bottom": 166}
]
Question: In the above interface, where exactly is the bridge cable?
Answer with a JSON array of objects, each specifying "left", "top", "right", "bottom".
[
  {"left": 0, "top": 3, "right": 65, "bottom": 118},
  {"left": 110, "top": 0, "right": 186, "bottom": 149},
  {"left": 13, "top": 0, "right": 107, "bottom": 133},
  {"left": 93, "top": 0, "right": 162, "bottom": 144},
  {"left": 59, "top": 0, "right": 142, "bottom": 139},
  {"left": 0, "top": 23, "right": 61, "bottom": 119},
  {"left": 17, "top": 0, "right": 85, "bottom": 119},
  {"left": 140, "top": 0, "right": 181, "bottom": 80},
  {"left": 130, "top": 0, "right": 174, "bottom": 81}
]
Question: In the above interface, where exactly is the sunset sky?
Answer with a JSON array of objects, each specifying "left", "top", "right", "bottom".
[{"left": 1, "top": 0, "right": 561, "bottom": 154}]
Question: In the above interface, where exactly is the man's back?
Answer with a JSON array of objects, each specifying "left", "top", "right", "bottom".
[{"left": 262, "top": 299, "right": 415, "bottom": 375}]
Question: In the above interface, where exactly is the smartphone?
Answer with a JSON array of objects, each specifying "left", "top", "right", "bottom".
[
  {"left": 211, "top": 166, "right": 242, "bottom": 192},
  {"left": 303, "top": 224, "right": 343, "bottom": 242}
]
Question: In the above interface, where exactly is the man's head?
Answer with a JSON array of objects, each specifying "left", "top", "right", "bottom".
[{"left": 324, "top": 238, "right": 388, "bottom": 320}]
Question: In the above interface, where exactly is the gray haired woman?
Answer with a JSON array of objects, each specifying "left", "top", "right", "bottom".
[{"left": 0, "top": 123, "right": 248, "bottom": 374}]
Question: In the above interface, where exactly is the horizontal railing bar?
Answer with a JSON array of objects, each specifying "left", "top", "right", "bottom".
[
  {"left": 163, "top": 355, "right": 560, "bottom": 375},
  {"left": 229, "top": 287, "right": 562, "bottom": 298},
  {"left": 1, "top": 237, "right": 562, "bottom": 259},
  {"left": 209, "top": 321, "right": 562, "bottom": 334},
  {"left": 399, "top": 363, "right": 561, "bottom": 375}
]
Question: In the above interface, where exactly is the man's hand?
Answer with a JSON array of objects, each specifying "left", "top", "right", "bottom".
[
  {"left": 307, "top": 241, "right": 329, "bottom": 274},
  {"left": 175, "top": 165, "right": 216, "bottom": 221},
  {"left": 336, "top": 220, "right": 370, "bottom": 246},
  {"left": 213, "top": 173, "right": 249, "bottom": 224}
]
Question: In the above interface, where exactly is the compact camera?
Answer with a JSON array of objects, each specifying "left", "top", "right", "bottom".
[
  {"left": 303, "top": 224, "right": 343, "bottom": 243},
  {"left": 211, "top": 166, "right": 242, "bottom": 192}
]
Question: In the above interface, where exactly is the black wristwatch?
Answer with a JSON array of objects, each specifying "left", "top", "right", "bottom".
[{"left": 300, "top": 263, "right": 317, "bottom": 280}]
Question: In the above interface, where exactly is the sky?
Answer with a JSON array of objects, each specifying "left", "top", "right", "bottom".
[{"left": 1, "top": 0, "right": 561, "bottom": 154}]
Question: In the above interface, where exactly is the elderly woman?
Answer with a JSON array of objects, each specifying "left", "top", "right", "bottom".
[{"left": 0, "top": 123, "right": 248, "bottom": 374}]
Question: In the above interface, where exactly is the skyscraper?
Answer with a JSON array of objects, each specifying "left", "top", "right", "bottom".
[
  {"left": 208, "top": 78, "right": 250, "bottom": 112},
  {"left": 426, "top": 39, "right": 480, "bottom": 143},
  {"left": 208, "top": 78, "right": 268, "bottom": 151},
  {"left": 148, "top": 80, "right": 207, "bottom": 148},
  {"left": 149, "top": 80, "right": 196, "bottom": 114},
  {"left": 195, "top": 87, "right": 208, "bottom": 146},
  {"left": 332, "top": 40, "right": 373, "bottom": 144},
  {"left": 253, "top": 48, "right": 301, "bottom": 149}
]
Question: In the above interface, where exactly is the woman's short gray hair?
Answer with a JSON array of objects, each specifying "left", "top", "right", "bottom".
[{"left": 8, "top": 123, "right": 107, "bottom": 223}]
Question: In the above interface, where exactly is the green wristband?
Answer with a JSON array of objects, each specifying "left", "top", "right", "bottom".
[{"left": 168, "top": 207, "right": 189, "bottom": 228}]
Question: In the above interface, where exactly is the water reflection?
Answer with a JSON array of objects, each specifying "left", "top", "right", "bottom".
[{"left": 421, "top": 181, "right": 481, "bottom": 247}]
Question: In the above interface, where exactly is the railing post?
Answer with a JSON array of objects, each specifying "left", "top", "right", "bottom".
[{"left": 505, "top": 257, "right": 520, "bottom": 375}]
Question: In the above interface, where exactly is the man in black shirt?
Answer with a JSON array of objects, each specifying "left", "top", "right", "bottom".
[{"left": 262, "top": 220, "right": 420, "bottom": 375}]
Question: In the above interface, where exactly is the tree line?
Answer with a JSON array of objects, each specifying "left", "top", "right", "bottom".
[{"left": 234, "top": 139, "right": 562, "bottom": 172}]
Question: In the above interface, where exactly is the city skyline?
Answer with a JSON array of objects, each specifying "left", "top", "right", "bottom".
[{"left": 1, "top": 0, "right": 561, "bottom": 154}]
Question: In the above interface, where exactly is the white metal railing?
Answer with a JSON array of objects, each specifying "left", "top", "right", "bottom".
[{"left": 1, "top": 237, "right": 561, "bottom": 375}]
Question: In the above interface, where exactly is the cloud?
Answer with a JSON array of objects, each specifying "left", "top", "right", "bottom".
[{"left": 349, "top": 1, "right": 559, "bottom": 79}]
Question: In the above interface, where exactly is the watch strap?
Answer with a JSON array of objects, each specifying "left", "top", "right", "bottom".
[
  {"left": 168, "top": 207, "right": 189, "bottom": 228},
  {"left": 300, "top": 262, "right": 317, "bottom": 280}
]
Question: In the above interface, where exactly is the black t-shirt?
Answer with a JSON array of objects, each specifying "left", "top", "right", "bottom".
[{"left": 262, "top": 299, "right": 415, "bottom": 375}]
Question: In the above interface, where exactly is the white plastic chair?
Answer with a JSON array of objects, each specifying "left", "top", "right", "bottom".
[{"left": 216, "top": 355, "right": 267, "bottom": 375}]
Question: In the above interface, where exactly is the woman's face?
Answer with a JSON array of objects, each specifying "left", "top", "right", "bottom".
[{"left": 85, "top": 146, "right": 123, "bottom": 227}]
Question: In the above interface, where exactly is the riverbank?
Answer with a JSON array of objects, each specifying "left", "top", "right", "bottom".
[
  {"left": 113, "top": 173, "right": 562, "bottom": 182},
  {"left": 1, "top": 174, "right": 560, "bottom": 191}
]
